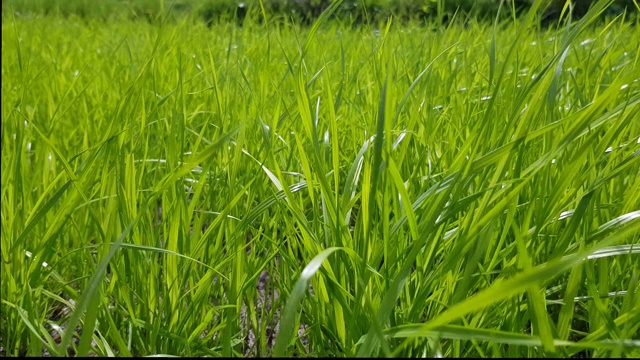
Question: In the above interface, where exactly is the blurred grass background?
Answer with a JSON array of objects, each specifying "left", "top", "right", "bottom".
[{"left": 3, "top": 0, "right": 639, "bottom": 25}]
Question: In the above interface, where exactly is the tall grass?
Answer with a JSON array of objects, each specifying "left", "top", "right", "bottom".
[{"left": 1, "top": 0, "right": 639, "bottom": 357}]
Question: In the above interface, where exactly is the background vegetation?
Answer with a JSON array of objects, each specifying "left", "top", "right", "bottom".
[{"left": 4, "top": 0, "right": 640, "bottom": 25}]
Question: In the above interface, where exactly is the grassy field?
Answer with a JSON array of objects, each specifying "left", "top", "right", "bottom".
[{"left": 2, "top": 0, "right": 640, "bottom": 357}]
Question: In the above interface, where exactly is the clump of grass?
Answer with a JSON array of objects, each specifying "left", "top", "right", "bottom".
[{"left": 1, "top": 0, "right": 639, "bottom": 357}]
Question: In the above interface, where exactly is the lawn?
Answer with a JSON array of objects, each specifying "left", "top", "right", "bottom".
[{"left": 1, "top": 0, "right": 639, "bottom": 357}]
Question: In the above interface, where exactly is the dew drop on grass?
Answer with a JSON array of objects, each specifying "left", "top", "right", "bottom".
[
  {"left": 558, "top": 210, "right": 574, "bottom": 220},
  {"left": 580, "top": 38, "right": 595, "bottom": 46}
]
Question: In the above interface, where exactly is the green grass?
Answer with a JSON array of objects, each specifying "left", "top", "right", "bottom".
[{"left": 2, "top": 0, "right": 640, "bottom": 357}]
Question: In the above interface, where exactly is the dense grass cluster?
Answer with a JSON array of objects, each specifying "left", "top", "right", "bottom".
[{"left": 2, "top": 0, "right": 640, "bottom": 357}]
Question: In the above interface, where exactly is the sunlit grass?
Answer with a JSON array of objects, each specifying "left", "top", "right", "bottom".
[{"left": 1, "top": 0, "right": 639, "bottom": 357}]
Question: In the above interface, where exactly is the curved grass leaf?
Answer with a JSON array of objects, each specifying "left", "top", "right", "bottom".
[{"left": 273, "top": 246, "right": 357, "bottom": 356}]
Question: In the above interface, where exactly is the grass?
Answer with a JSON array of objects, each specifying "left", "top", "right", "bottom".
[{"left": 1, "top": 0, "right": 640, "bottom": 357}]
